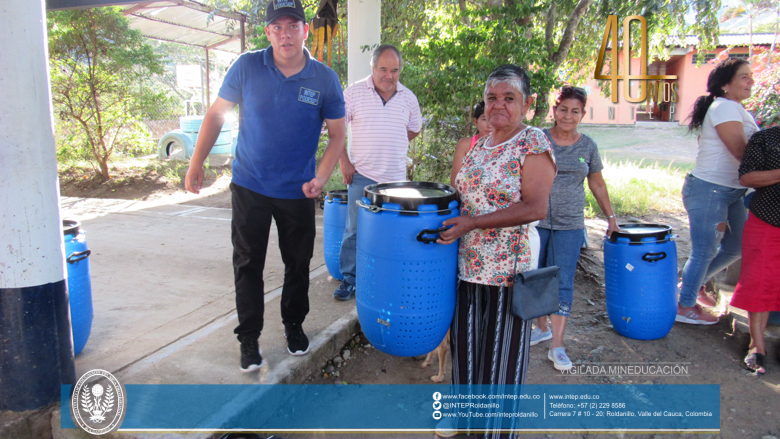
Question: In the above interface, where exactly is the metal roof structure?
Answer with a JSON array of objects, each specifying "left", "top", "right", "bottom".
[
  {"left": 47, "top": 0, "right": 248, "bottom": 54},
  {"left": 667, "top": 33, "right": 777, "bottom": 48},
  {"left": 46, "top": 0, "right": 250, "bottom": 106}
]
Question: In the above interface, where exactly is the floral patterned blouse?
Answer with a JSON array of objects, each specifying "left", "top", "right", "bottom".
[{"left": 454, "top": 127, "right": 555, "bottom": 286}]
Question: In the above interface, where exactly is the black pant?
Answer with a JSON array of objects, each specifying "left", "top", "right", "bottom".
[{"left": 231, "top": 183, "right": 315, "bottom": 341}]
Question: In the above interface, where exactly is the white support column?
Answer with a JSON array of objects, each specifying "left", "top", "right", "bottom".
[
  {"left": 0, "top": 0, "right": 65, "bottom": 288},
  {"left": 0, "top": 0, "right": 75, "bottom": 412},
  {"left": 347, "top": 0, "right": 381, "bottom": 86}
]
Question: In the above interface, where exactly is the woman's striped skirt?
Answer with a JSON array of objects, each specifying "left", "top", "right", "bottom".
[{"left": 450, "top": 280, "right": 532, "bottom": 438}]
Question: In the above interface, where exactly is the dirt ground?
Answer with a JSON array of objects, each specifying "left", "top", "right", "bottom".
[
  {"left": 294, "top": 212, "right": 780, "bottom": 439},
  {"left": 59, "top": 154, "right": 780, "bottom": 439}
]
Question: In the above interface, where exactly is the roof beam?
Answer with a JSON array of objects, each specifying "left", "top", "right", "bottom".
[
  {"left": 206, "top": 35, "right": 238, "bottom": 50},
  {"left": 170, "top": 0, "right": 246, "bottom": 22},
  {"left": 143, "top": 35, "right": 206, "bottom": 47},
  {"left": 141, "top": 34, "right": 235, "bottom": 52},
  {"left": 121, "top": 2, "right": 159, "bottom": 15},
  {"left": 47, "top": 0, "right": 247, "bottom": 23},
  {"left": 129, "top": 12, "right": 237, "bottom": 38},
  {"left": 47, "top": 0, "right": 139, "bottom": 10}
]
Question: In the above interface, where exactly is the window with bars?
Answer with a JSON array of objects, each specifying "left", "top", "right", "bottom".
[
  {"left": 692, "top": 53, "right": 716, "bottom": 64},
  {"left": 608, "top": 106, "right": 616, "bottom": 120},
  {"left": 729, "top": 53, "right": 749, "bottom": 60}
]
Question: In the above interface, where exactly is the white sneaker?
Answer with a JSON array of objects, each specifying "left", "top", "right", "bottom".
[
  {"left": 548, "top": 347, "right": 573, "bottom": 371},
  {"left": 530, "top": 327, "right": 553, "bottom": 346}
]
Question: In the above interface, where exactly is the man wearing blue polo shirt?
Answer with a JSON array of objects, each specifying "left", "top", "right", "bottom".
[{"left": 185, "top": 0, "right": 346, "bottom": 373}]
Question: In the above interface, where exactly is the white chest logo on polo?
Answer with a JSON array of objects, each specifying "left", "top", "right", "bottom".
[
  {"left": 274, "top": 0, "right": 295, "bottom": 9},
  {"left": 299, "top": 88, "right": 320, "bottom": 105}
]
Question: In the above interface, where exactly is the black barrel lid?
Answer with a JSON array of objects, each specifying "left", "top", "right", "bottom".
[
  {"left": 608, "top": 223, "right": 673, "bottom": 243},
  {"left": 363, "top": 182, "right": 457, "bottom": 211},
  {"left": 63, "top": 220, "right": 80, "bottom": 236},
  {"left": 326, "top": 189, "right": 349, "bottom": 204}
]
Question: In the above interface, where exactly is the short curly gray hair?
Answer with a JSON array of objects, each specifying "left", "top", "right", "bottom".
[{"left": 484, "top": 64, "right": 531, "bottom": 100}]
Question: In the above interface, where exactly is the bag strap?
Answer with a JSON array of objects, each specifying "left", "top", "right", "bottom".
[{"left": 514, "top": 193, "right": 555, "bottom": 276}]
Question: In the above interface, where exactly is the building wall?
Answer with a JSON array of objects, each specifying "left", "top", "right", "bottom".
[
  {"left": 547, "top": 46, "right": 757, "bottom": 126},
  {"left": 545, "top": 53, "right": 640, "bottom": 125}
]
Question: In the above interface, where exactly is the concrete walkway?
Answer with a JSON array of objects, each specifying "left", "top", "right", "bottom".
[
  {"left": 59, "top": 195, "right": 359, "bottom": 386},
  {"left": 24, "top": 196, "right": 360, "bottom": 438}
]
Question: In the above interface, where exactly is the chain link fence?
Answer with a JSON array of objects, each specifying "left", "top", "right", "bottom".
[{"left": 141, "top": 47, "right": 239, "bottom": 140}]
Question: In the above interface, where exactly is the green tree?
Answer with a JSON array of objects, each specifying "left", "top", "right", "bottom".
[
  {"left": 48, "top": 7, "right": 167, "bottom": 179},
  {"left": 744, "top": 49, "right": 780, "bottom": 128},
  {"left": 383, "top": 0, "right": 719, "bottom": 124},
  {"left": 768, "top": 0, "right": 780, "bottom": 66},
  {"left": 398, "top": 3, "right": 559, "bottom": 181},
  {"left": 534, "top": 0, "right": 719, "bottom": 119},
  {"left": 742, "top": 0, "right": 774, "bottom": 57},
  {"left": 207, "top": 0, "right": 720, "bottom": 183},
  {"left": 379, "top": 0, "right": 719, "bottom": 182}
]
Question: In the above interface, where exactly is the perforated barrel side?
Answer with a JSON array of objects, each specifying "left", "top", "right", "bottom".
[{"left": 356, "top": 202, "right": 458, "bottom": 356}]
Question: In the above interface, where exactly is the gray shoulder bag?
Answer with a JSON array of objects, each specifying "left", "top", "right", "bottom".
[{"left": 511, "top": 195, "right": 560, "bottom": 321}]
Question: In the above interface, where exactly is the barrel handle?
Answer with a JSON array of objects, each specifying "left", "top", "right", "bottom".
[
  {"left": 356, "top": 199, "right": 381, "bottom": 213},
  {"left": 67, "top": 250, "right": 91, "bottom": 264},
  {"left": 641, "top": 251, "right": 666, "bottom": 262},
  {"left": 416, "top": 227, "right": 449, "bottom": 244}
]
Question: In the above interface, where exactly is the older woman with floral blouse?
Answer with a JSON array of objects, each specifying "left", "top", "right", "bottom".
[{"left": 437, "top": 64, "right": 556, "bottom": 439}]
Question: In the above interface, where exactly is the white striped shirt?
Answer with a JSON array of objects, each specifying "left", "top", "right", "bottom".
[{"left": 344, "top": 76, "right": 423, "bottom": 183}]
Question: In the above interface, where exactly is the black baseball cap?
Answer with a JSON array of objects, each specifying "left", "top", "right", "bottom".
[{"left": 266, "top": 0, "right": 306, "bottom": 25}]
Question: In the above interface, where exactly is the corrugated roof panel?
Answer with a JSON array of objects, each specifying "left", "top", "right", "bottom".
[
  {"left": 121, "top": 0, "right": 246, "bottom": 53},
  {"left": 719, "top": 33, "right": 776, "bottom": 46},
  {"left": 665, "top": 33, "right": 776, "bottom": 47}
]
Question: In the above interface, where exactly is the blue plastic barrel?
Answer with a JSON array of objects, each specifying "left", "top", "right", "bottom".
[
  {"left": 323, "top": 190, "right": 348, "bottom": 280},
  {"left": 179, "top": 116, "right": 234, "bottom": 157},
  {"left": 356, "top": 182, "right": 459, "bottom": 356},
  {"left": 182, "top": 131, "right": 233, "bottom": 149},
  {"left": 63, "top": 220, "right": 93, "bottom": 355},
  {"left": 179, "top": 116, "right": 235, "bottom": 133},
  {"left": 183, "top": 131, "right": 233, "bottom": 157},
  {"left": 604, "top": 224, "right": 677, "bottom": 340}
]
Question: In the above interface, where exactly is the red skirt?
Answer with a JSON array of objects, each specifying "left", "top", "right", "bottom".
[{"left": 731, "top": 214, "right": 780, "bottom": 312}]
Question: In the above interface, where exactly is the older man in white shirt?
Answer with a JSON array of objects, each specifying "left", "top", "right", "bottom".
[{"left": 333, "top": 44, "right": 423, "bottom": 301}]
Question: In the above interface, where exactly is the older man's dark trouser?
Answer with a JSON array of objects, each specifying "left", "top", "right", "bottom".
[{"left": 230, "top": 183, "right": 315, "bottom": 342}]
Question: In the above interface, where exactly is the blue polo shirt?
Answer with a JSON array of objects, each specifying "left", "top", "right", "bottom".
[{"left": 219, "top": 47, "right": 345, "bottom": 199}]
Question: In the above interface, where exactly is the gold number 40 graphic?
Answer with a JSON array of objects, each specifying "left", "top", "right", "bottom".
[{"left": 594, "top": 15, "right": 676, "bottom": 103}]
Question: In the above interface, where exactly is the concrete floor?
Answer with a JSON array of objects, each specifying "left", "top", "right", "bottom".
[
  {"left": 60, "top": 196, "right": 360, "bottom": 386},
  {"left": 41, "top": 196, "right": 362, "bottom": 438}
]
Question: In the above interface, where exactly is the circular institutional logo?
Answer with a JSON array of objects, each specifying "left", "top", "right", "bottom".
[{"left": 70, "top": 369, "right": 127, "bottom": 435}]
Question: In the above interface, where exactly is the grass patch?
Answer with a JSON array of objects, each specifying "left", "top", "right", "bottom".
[
  {"left": 584, "top": 159, "right": 685, "bottom": 218},
  {"left": 579, "top": 125, "right": 660, "bottom": 150},
  {"left": 579, "top": 125, "right": 697, "bottom": 173}
]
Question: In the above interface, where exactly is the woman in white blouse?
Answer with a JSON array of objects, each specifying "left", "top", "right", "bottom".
[{"left": 677, "top": 58, "right": 757, "bottom": 326}]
